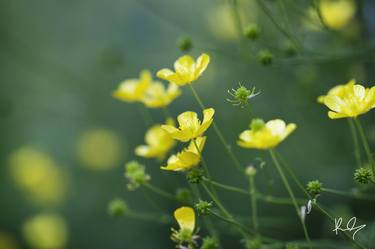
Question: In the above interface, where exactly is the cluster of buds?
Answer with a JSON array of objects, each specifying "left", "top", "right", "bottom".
[
  {"left": 200, "top": 237, "right": 219, "bottom": 249},
  {"left": 194, "top": 200, "right": 213, "bottom": 216},
  {"left": 186, "top": 167, "right": 204, "bottom": 184},
  {"left": 107, "top": 198, "right": 128, "bottom": 217},
  {"left": 171, "top": 228, "right": 199, "bottom": 249},
  {"left": 306, "top": 180, "right": 322, "bottom": 196},
  {"left": 124, "top": 161, "right": 150, "bottom": 190},
  {"left": 227, "top": 84, "right": 260, "bottom": 108},
  {"left": 354, "top": 167, "right": 373, "bottom": 184}
]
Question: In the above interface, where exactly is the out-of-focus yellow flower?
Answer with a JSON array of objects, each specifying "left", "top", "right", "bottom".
[
  {"left": 141, "top": 82, "right": 181, "bottom": 108},
  {"left": 318, "top": 79, "right": 375, "bottom": 119},
  {"left": 174, "top": 206, "right": 195, "bottom": 232},
  {"left": 135, "top": 120, "right": 175, "bottom": 159},
  {"left": 238, "top": 119, "right": 297, "bottom": 150},
  {"left": 77, "top": 129, "right": 123, "bottom": 170},
  {"left": 157, "top": 54, "right": 210, "bottom": 86},
  {"left": 0, "top": 232, "right": 18, "bottom": 249},
  {"left": 112, "top": 70, "right": 151, "bottom": 102},
  {"left": 162, "top": 108, "right": 214, "bottom": 142},
  {"left": 23, "top": 213, "right": 68, "bottom": 249},
  {"left": 161, "top": 137, "right": 206, "bottom": 171},
  {"left": 9, "top": 147, "right": 67, "bottom": 206},
  {"left": 320, "top": 0, "right": 356, "bottom": 30}
]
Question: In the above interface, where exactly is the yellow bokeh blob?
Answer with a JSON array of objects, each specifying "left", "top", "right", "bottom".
[
  {"left": 320, "top": 0, "right": 356, "bottom": 30},
  {"left": 77, "top": 129, "right": 124, "bottom": 170},
  {"left": 23, "top": 213, "right": 68, "bottom": 249},
  {"left": 9, "top": 146, "right": 67, "bottom": 206}
]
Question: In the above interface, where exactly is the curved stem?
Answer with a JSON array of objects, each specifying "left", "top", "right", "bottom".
[
  {"left": 354, "top": 118, "right": 375, "bottom": 176},
  {"left": 322, "top": 188, "right": 375, "bottom": 202},
  {"left": 269, "top": 150, "right": 312, "bottom": 249},
  {"left": 249, "top": 175, "right": 258, "bottom": 232},
  {"left": 348, "top": 119, "right": 362, "bottom": 168},
  {"left": 143, "top": 182, "right": 176, "bottom": 200},
  {"left": 189, "top": 84, "right": 244, "bottom": 173}
]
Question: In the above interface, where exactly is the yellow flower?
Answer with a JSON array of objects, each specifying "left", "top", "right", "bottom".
[
  {"left": 135, "top": 121, "right": 176, "bottom": 159},
  {"left": 141, "top": 82, "right": 181, "bottom": 108},
  {"left": 112, "top": 70, "right": 151, "bottom": 102},
  {"left": 320, "top": 0, "right": 356, "bottom": 30},
  {"left": 238, "top": 119, "right": 297, "bottom": 150},
  {"left": 161, "top": 137, "right": 206, "bottom": 171},
  {"left": 156, "top": 53, "right": 210, "bottom": 86},
  {"left": 318, "top": 79, "right": 375, "bottom": 119},
  {"left": 23, "top": 213, "right": 68, "bottom": 249},
  {"left": 162, "top": 108, "right": 214, "bottom": 142},
  {"left": 174, "top": 206, "right": 195, "bottom": 232}
]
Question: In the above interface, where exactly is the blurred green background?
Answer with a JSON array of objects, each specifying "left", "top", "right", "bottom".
[{"left": 1, "top": 0, "right": 375, "bottom": 248}]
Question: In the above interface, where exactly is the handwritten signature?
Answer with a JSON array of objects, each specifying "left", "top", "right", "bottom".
[{"left": 333, "top": 217, "right": 366, "bottom": 240}]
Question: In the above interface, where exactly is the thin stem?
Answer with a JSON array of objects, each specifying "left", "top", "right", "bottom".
[
  {"left": 322, "top": 188, "right": 375, "bottom": 202},
  {"left": 249, "top": 175, "right": 258, "bottom": 232},
  {"left": 354, "top": 118, "right": 375, "bottom": 175},
  {"left": 127, "top": 210, "right": 171, "bottom": 224},
  {"left": 142, "top": 182, "right": 176, "bottom": 200},
  {"left": 189, "top": 84, "right": 244, "bottom": 173},
  {"left": 269, "top": 150, "right": 312, "bottom": 249},
  {"left": 348, "top": 119, "right": 362, "bottom": 168},
  {"left": 209, "top": 210, "right": 252, "bottom": 235}
]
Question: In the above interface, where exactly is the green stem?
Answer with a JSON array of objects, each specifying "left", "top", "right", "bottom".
[
  {"left": 127, "top": 210, "right": 171, "bottom": 224},
  {"left": 269, "top": 150, "right": 312, "bottom": 249},
  {"left": 209, "top": 210, "right": 252, "bottom": 235},
  {"left": 249, "top": 175, "right": 258, "bottom": 232},
  {"left": 189, "top": 84, "right": 244, "bottom": 173},
  {"left": 354, "top": 118, "right": 375, "bottom": 176},
  {"left": 322, "top": 188, "right": 375, "bottom": 202},
  {"left": 275, "top": 152, "right": 367, "bottom": 249},
  {"left": 138, "top": 103, "right": 153, "bottom": 126},
  {"left": 142, "top": 182, "right": 176, "bottom": 200},
  {"left": 348, "top": 119, "right": 362, "bottom": 168}
]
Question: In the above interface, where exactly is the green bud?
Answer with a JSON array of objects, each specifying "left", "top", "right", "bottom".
[
  {"left": 108, "top": 198, "right": 128, "bottom": 217},
  {"left": 227, "top": 84, "right": 260, "bottom": 108},
  {"left": 257, "top": 50, "right": 273, "bottom": 65},
  {"left": 250, "top": 118, "right": 265, "bottom": 131},
  {"left": 244, "top": 24, "right": 260, "bottom": 40},
  {"left": 200, "top": 236, "right": 219, "bottom": 249},
  {"left": 354, "top": 167, "right": 372, "bottom": 184},
  {"left": 244, "top": 237, "right": 262, "bottom": 249},
  {"left": 124, "top": 160, "right": 150, "bottom": 190},
  {"left": 195, "top": 200, "right": 212, "bottom": 216},
  {"left": 186, "top": 167, "right": 204, "bottom": 184},
  {"left": 306, "top": 180, "right": 323, "bottom": 196},
  {"left": 245, "top": 165, "right": 257, "bottom": 177},
  {"left": 283, "top": 40, "right": 297, "bottom": 57},
  {"left": 177, "top": 36, "right": 193, "bottom": 52},
  {"left": 171, "top": 228, "right": 193, "bottom": 244},
  {"left": 176, "top": 188, "right": 193, "bottom": 204}
]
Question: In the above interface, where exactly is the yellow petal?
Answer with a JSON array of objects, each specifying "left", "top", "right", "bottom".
[
  {"left": 174, "top": 207, "right": 195, "bottom": 231},
  {"left": 194, "top": 53, "right": 210, "bottom": 78},
  {"left": 157, "top": 69, "right": 183, "bottom": 85},
  {"left": 353, "top": 84, "right": 365, "bottom": 100},
  {"left": 174, "top": 55, "right": 195, "bottom": 77},
  {"left": 328, "top": 111, "right": 348, "bottom": 119},
  {"left": 266, "top": 119, "right": 286, "bottom": 136},
  {"left": 177, "top": 111, "right": 200, "bottom": 130},
  {"left": 324, "top": 95, "right": 345, "bottom": 113}
]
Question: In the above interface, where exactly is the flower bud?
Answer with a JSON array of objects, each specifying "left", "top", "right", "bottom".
[
  {"left": 354, "top": 167, "right": 372, "bottom": 184},
  {"left": 124, "top": 160, "right": 150, "bottom": 190},
  {"left": 186, "top": 167, "right": 204, "bottom": 184},
  {"left": 244, "top": 24, "right": 260, "bottom": 40},
  {"left": 245, "top": 165, "right": 257, "bottom": 177},
  {"left": 306, "top": 180, "right": 323, "bottom": 196},
  {"left": 108, "top": 198, "right": 128, "bottom": 217},
  {"left": 227, "top": 84, "right": 260, "bottom": 108},
  {"left": 283, "top": 41, "right": 297, "bottom": 57},
  {"left": 200, "top": 236, "right": 219, "bottom": 249},
  {"left": 177, "top": 36, "right": 193, "bottom": 52},
  {"left": 257, "top": 50, "right": 273, "bottom": 65},
  {"left": 195, "top": 200, "right": 212, "bottom": 216},
  {"left": 244, "top": 237, "right": 262, "bottom": 249}
]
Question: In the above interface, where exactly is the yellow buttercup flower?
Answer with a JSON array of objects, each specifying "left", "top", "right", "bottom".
[
  {"left": 318, "top": 79, "right": 375, "bottom": 119},
  {"left": 141, "top": 82, "right": 181, "bottom": 108},
  {"left": 162, "top": 108, "right": 214, "bottom": 142},
  {"left": 238, "top": 119, "right": 297, "bottom": 150},
  {"left": 174, "top": 206, "right": 195, "bottom": 232},
  {"left": 135, "top": 120, "right": 176, "bottom": 159},
  {"left": 320, "top": 0, "right": 356, "bottom": 30},
  {"left": 112, "top": 70, "right": 151, "bottom": 102},
  {"left": 161, "top": 137, "right": 206, "bottom": 171},
  {"left": 156, "top": 53, "right": 210, "bottom": 86}
]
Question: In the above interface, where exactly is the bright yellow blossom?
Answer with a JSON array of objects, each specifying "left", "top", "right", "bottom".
[
  {"left": 238, "top": 119, "right": 296, "bottom": 150},
  {"left": 320, "top": 0, "right": 356, "bottom": 30},
  {"left": 162, "top": 108, "right": 214, "bottom": 142},
  {"left": 112, "top": 70, "right": 151, "bottom": 102},
  {"left": 135, "top": 120, "right": 175, "bottom": 159},
  {"left": 141, "top": 82, "right": 181, "bottom": 108},
  {"left": 156, "top": 53, "right": 210, "bottom": 86},
  {"left": 161, "top": 137, "right": 206, "bottom": 171},
  {"left": 318, "top": 79, "right": 375, "bottom": 119},
  {"left": 174, "top": 206, "right": 195, "bottom": 232}
]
